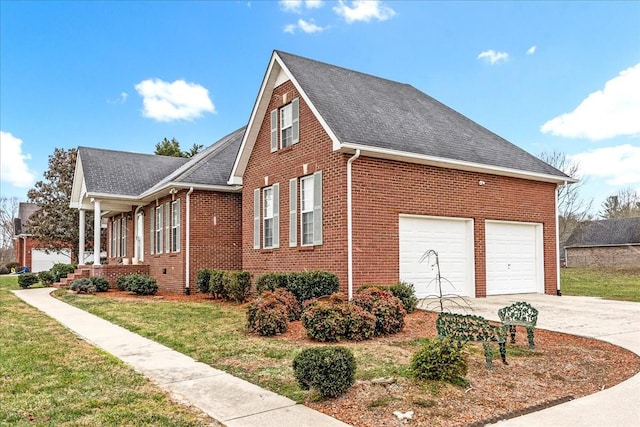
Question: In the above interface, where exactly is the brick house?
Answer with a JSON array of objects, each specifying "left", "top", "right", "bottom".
[
  {"left": 564, "top": 217, "right": 640, "bottom": 268},
  {"left": 70, "top": 127, "right": 244, "bottom": 293},
  {"left": 13, "top": 202, "right": 74, "bottom": 272},
  {"left": 70, "top": 50, "right": 574, "bottom": 297},
  {"left": 229, "top": 51, "right": 574, "bottom": 298}
]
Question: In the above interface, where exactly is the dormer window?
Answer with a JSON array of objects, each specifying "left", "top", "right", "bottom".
[{"left": 270, "top": 98, "right": 299, "bottom": 152}]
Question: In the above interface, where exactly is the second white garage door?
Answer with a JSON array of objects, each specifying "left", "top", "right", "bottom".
[
  {"left": 485, "top": 221, "right": 543, "bottom": 295},
  {"left": 399, "top": 215, "right": 474, "bottom": 298}
]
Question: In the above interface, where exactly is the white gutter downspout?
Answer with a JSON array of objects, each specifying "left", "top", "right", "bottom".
[
  {"left": 555, "top": 181, "right": 566, "bottom": 296},
  {"left": 347, "top": 149, "right": 361, "bottom": 300},
  {"left": 185, "top": 187, "right": 194, "bottom": 295}
]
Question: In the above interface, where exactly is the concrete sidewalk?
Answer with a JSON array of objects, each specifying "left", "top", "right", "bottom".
[
  {"left": 12, "top": 288, "right": 350, "bottom": 427},
  {"left": 424, "top": 294, "right": 640, "bottom": 427}
]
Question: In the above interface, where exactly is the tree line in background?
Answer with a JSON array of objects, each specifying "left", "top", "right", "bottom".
[{"left": 1, "top": 144, "right": 638, "bottom": 265}]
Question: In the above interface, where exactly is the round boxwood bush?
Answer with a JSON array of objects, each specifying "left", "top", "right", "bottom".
[
  {"left": 352, "top": 288, "right": 406, "bottom": 336},
  {"left": 196, "top": 269, "right": 211, "bottom": 294},
  {"left": 115, "top": 275, "right": 129, "bottom": 291},
  {"left": 411, "top": 337, "right": 468, "bottom": 386},
  {"left": 247, "top": 293, "right": 289, "bottom": 336},
  {"left": 124, "top": 274, "right": 158, "bottom": 295},
  {"left": 293, "top": 346, "right": 356, "bottom": 398},
  {"left": 70, "top": 278, "right": 96, "bottom": 294},
  {"left": 50, "top": 263, "right": 76, "bottom": 282},
  {"left": 343, "top": 304, "right": 376, "bottom": 341},
  {"left": 90, "top": 276, "right": 110, "bottom": 292},
  {"left": 37, "top": 270, "right": 55, "bottom": 286},
  {"left": 302, "top": 296, "right": 347, "bottom": 342},
  {"left": 18, "top": 273, "right": 39, "bottom": 289}
]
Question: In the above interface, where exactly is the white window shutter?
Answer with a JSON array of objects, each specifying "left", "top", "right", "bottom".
[
  {"left": 254, "top": 189, "right": 261, "bottom": 249},
  {"left": 289, "top": 178, "right": 297, "bottom": 247},
  {"left": 292, "top": 98, "right": 299, "bottom": 144},
  {"left": 270, "top": 109, "right": 278, "bottom": 152},
  {"left": 175, "top": 200, "right": 181, "bottom": 252},
  {"left": 313, "top": 171, "right": 322, "bottom": 245},
  {"left": 273, "top": 183, "right": 280, "bottom": 249},
  {"left": 150, "top": 207, "right": 154, "bottom": 254}
]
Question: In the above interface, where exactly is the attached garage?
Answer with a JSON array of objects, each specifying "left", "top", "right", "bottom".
[
  {"left": 485, "top": 221, "right": 544, "bottom": 295},
  {"left": 31, "top": 249, "right": 72, "bottom": 273},
  {"left": 399, "top": 215, "right": 475, "bottom": 298}
]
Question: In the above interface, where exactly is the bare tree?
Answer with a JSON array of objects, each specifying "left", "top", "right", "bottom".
[
  {"left": 539, "top": 150, "right": 593, "bottom": 248},
  {"left": 0, "top": 197, "right": 20, "bottom": 264},
  {"left": 600, "top": 187, "right": 640, "bottom": 219}
]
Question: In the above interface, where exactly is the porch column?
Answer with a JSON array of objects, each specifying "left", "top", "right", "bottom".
[
  {"left": 78, "top": 209, "right": 86, "bottom": 265},
  {"left": 93, "top": 200, "right": 101, "bottom": 265}
]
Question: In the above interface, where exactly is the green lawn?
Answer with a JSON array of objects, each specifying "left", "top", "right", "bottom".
[
  {"left": 561, "top": 267, "right": 640, "bottom": 302},
  {"left": 0, "top": 276, "right": 218, "bottom": 427}
]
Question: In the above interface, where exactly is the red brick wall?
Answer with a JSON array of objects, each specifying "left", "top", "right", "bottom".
[
  {"left": 90, "top": 264, "right": 150, "bottom": 286},
  {"left": 242, "top": 80, "right": 349, "bottom": 289},
  {"left": 15, "top": 237, "right": 38, "bottom": 270},
  {"left": 242, "top": 80, "right": 559, "bottom": 297}
]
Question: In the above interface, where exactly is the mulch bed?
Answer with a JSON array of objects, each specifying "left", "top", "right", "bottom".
[{"left": 96, "top": 290, "right": 640, "bottom": 426}]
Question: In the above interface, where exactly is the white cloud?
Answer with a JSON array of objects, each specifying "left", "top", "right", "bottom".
[
  {"left": 570, "top": 144, "right": 640, "bottom": 186},
  {"left": 527, "top": 45, "right": 537, "bottom": 55},
  {"left": 333, "top": 0, "right": 396, "bottom": 23},
  {"left": 285, "top": 18, "right": 327, "bottom": 34},
  {"left": 541, "top": 63, "right": 640, "bottom": 140},
  {"left": 477, "top": 49, "right": 509, "bottom": 64},
  {"left": 280, "top": 0, "right": 322, "bottom": 13},
  {"left": 134, "top": 79, "right": 215, "bottom": 122},
  {"left": 0, "top": 131, "right": 36, "bottom": 188},
  {"left": 107, "top": 91, "right": 129, "bottom": 104}
]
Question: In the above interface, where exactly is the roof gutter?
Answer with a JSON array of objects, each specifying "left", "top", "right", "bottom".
[
  {"left": 347, "top": 149, "right": 361, "bottom": 300},
  {"left": 338, "top": 143, "right": 578, "bottom": 185}
]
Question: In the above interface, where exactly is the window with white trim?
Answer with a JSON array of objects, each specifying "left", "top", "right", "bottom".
[
  {"left": 300, "top": 176, "right": 314, "bottom": 245},
  {"left": 254, "top": 184, "right": 279, "bottom": 249},
  {"left": 154, "top": 206, "right": 163, "bottom": 254},
  {"left": 120, "top": 216, "right": 127, "bottom": 257},
  {"left": 270, "top": 98, "right": 299, "bottom": 152},
  {"left": 263, "top": 187, "right": 274, "bottom": 248},
  {"left": 110, "top": 219, "right": 119, "bottom": 257},
  {"left": 171, "top": 200, "right": 180, "bottom": 252}
]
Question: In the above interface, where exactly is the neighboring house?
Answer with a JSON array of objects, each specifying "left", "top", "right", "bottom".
[
  {"left": 69, "top": 127, "right": 244, "bottom": 293},
  {"left": 564, "top": 217, "right": 640, "bottom": 268},
  {"left": 70, "top": 50, "right": 574, "bottom": 297},
  {"left": 13, "top": 202, "right": 74, "bottom": 272}
]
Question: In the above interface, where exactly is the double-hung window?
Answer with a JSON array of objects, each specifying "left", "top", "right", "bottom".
[
  {"left": 154, "top": 206, "right": 163, "bottom": 254},
  {"left": 120, "top": 216, "right": 127, "bottom": 257},
  {"left": 300, "top": 176, "right": 314, "bottom": 245},
  {"left": 110, "top": 219, "right": 119, "bottom": 257},
  {"left": 171, "top": 200, "right": 180, "bottom": 252},
  {"left": 270, "top": 98, "right": 299, "bottom": 152},
  {"left": 254, "top": 184, "right": 279, "bottom": 249}
]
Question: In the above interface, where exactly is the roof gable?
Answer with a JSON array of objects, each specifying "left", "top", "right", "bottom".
[
  {"left": 230, "top": 50, "right": 573, "bottom": 184},
  {"left": 565, "top": 217, "right": 640, "bottom": 247}
]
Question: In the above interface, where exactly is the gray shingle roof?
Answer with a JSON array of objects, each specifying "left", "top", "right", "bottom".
[
  {"left": 147, "top": 126, "right": 245, "bottom": 193},
  {"left": 277, "top": 51, "right": 568, "bottom": 179},
  {"left": 78, "top": 147, "right": 188, "bottom": 196},
  {"left": 565, "top": 217, "right": 640, "bottom": 247}
]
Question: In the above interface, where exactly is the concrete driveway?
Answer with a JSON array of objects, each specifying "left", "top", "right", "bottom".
[{"left": 420, "top": 294, "right": 640, "bottom": 426}]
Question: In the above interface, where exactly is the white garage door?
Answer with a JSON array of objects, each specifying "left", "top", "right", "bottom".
[
  {"left": 485, "top": 221, "right": 543, "bottom": 295},
  {"left": 399, "top": 215, "right": 474, "bottom": 298},
  {"left": 31, "top": 249, "right": 71, "bottom": 273}
]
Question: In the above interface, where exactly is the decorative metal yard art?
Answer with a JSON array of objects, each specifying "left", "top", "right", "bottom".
[
  {"left": 418, "top": 249, "right": 472, "bottom": 313},
  {"left": 498, "top": 301, "right": 539, "bottom": 349}
]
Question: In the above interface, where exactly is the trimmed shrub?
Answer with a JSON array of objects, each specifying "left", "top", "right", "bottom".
[
  {"left": 124, "top": 274, "right": 158, "bottom": 295},
  {"left": 5, "top": 262, "right": 21, "bottom": 272},
  {"left": 343, "top": 304, "right": 376, "bottom": 341},
  {"left": 247, "top": 294, "right": 289, "bottom": 336},
  {"left": 51, "top": 263, "right": 76, "bottom": 282},
  {"left": 255, "top": 272, "right": 289, "bottom": 294},
  {"left": 411, "top": 337, "right": 468, "bottom": 386},
  {"left": 271, "top": 288, "right": 301, "bottom": 321},
  {"left": 209, "top": 269, "right": 228, "bottom": 299},
  {"left": 361, "top": 282, "right": 418, "bottom": 314},
  {"left": 302, "top": 295, "right": 347, "bottom": 342},
  {"left": 90, "top": 276, "right": 110, "bottom": 292},
  {"left": 0, "top": 266, "right": 9, "bottom": 275},
  {"left": 196, "top": 269, "right": 211, "bottom": 294},
  {"left": 37, "top": 271, "right": 55, "bottom": 286},
  {"left": 224, "top": 270, "right": 251, "bottom": 303},
  {"left": 70, "top": 278, "right": 96, "bottom": 294},
  {"left": 287, "top": 271, "right": 340, "bottom": 303},
  {"left": 115, "top": 275, "right": 129, "bottom": 291},
  {"left": 353, "top": 288, "right": 406, "bottom": 336},
  {"left": 18, "top": 273, "right": 39, "bottom": 288},
  {"left": 293, "top": 346, "right": 356, "bottom": 398}
]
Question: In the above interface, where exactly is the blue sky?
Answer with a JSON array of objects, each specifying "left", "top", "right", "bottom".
[{"left": 1, "top": 1, "right": 639, "bottom": 215}]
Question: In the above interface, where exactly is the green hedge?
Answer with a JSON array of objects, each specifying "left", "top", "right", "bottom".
[
  {"left": 18, "top": 273, "right": 39, "bottom": 289},
  {"left": 115, "top": 274, "right": 158, "bottom": 295},
  {"left": 255, "top": 271, "right": 339, "bottom": 303}
]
